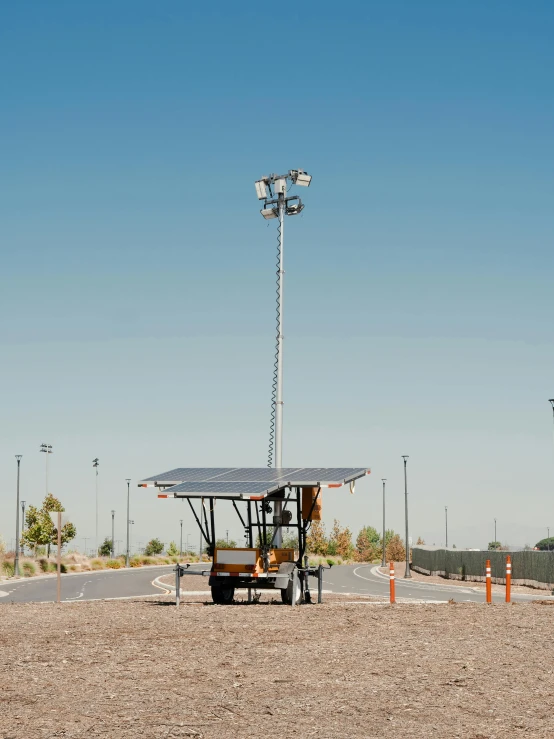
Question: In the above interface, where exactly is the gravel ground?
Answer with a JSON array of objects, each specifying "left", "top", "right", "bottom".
[{"left": 2, "top": 599, "right": 554, "bottom": 738}]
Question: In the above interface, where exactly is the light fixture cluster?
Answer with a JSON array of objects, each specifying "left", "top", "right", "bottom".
[{"left": 255, "top": 169, "right": 312, "bottom": 220}]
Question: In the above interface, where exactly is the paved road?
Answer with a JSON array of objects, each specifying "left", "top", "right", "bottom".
[
  {"left": 0, "top": 563, "right": 549, "bottom": 603},
  {"left": 320, "top": 564, "right": 548, "bottom": 603},
  {"left": 0, "top": 565, "right": 185, "bottom": 603}
]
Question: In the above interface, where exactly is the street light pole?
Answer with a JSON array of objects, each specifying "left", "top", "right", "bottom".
[
  {"left": 111, "top": 510, "right": 115, "bottom": 559},
  {"left": 381, "top": 479, "right": 387, "bottom": 567},
  {"left": 92, "top": 458, "right": 99, "bottom": 555},
  {"left": 402, "top": 456, "right": 411, "bottom": 578},
  {"left": 20, "top": 500, "right": 26, "bottom": 556},
  {"left": 14, "top": 456, "right": 22, "bottom": 577},
  {"left": 180, "top": 520, "right": 183, "bottom": 557},
  {"left": 125, "top": 479, "right": 131, "bottom": 567},
  {"left": 494, "top": 517, "right": 497, "bottom": 549},
  {"left": 445, "top": 506, "right": 448, "bottom": 549},
  {"left": 40, "top": 443, "right": 53, "bottom": 494}
]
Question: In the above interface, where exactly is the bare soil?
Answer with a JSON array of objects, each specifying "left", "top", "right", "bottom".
[{"left": 2, "top": 599, "right": 554, "bottom": 738}]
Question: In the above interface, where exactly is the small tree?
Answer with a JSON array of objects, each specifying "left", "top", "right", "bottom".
[
  {"left": 355, "top": 526, "right": 381, "bottom": 562},
  {"left": 386, "top": 533, "right": 406, "bottom": 562},
  {"left": 535, "top": 537, "right": 554, "bottom": 551},
  {"left": 306, "top": 520, "right": 328, "bottom": 556},
  {"left": 328, "top": 519, "right": 354, "bottom": 559},
  {"left": 145, "top": 538, "right": 164, "bottom": 556},
  {"left": 21, "top": 505, "right": 54, "bottom": 556},
  {"left": 416, "top": 536, "right": 425, "bottom": 545},
  {"left": 488, "top": 541, "right": 501, "bottom": 551},
  {"left": 98, "top": 537, "right": 113, "bottom": 557},
  {"left": 167, "top": 541, "right": 179, "bottom": 557}
]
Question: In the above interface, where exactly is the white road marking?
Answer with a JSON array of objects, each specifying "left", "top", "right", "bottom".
[{"left": 0, "top": 591, "right": 10, "bottom": 598}]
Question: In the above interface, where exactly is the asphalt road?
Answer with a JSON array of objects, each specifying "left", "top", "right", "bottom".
[
  {"left": 0, "top": 565, "right": 182, "bottom": 603},
  {"left": 0, "top": 563, "right": 549, "bottom": 604},
  {"left": 321, "top": 564, "right": 548, "bottom": 603}
]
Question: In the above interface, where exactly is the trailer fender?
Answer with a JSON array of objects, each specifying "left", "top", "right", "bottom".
[{"left": 274, "top": 561, "right": 296, "bottom": 590}]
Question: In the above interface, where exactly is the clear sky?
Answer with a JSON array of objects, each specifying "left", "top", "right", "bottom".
[{"left": 2, "top": 1, "right": 554, "bottom": 554}]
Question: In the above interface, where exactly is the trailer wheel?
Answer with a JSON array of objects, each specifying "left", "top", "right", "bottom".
[
  {"left": 211, "top": 584, "right": 235, "bottom": 604},
  {"left": 280, "top": 570, "right": 301, "bottom": 605}
]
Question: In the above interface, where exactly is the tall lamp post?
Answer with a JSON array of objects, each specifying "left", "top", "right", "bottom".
[
  {"left": 14, "top": 455, "right": 22, "bottom": 577},
  {"left": 20, "top": 500, "right": 26, "bottom": 556},
  {"left": 40, "top": 443, "right": 53, "bottom": 493},
  {"left": 402, "top": 455, "right": 411, "bottom": 578},
  {"left": 445, "top": 506, "right": 448, "bottom": 549},
  {"left": 92, "top": 458, "right": 99, "bottom": 555},
  {"left": 111, "top": 510, "right": 115, "bottom": 559},
  {"left": 381, "top": 479, "right": 387, "bottom": 567},
  {"left": 125, "top": 479, "right": 131, "bottom": 567},
  {"left": 494, "top": 518, "right": 497, "bottom": 549},
  {"left": 254, "top": 167, "right": 312, "bottom": 547},
  {"left": 179, "top": 519, "right": 183, "bottom": 557}
]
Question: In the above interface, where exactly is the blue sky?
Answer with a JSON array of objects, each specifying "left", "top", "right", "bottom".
[{"left": 1, "top": 1, "right": 554, "bottom": 553}]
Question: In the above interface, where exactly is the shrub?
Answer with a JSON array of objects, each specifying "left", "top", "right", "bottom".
[
  {"left": 22, "top": 561, "right": 36, "bottom": 577},
  {"left": 2, "top": 561, "right": 14, "bottom": 577},
  {"left": 130, "top": 556, "right": 142, "bottom": 568},
  {"left": 98, "top": 538, "right": 113, "bottom": 557},
  {"left": 141, "top": 556, "right": 154, "bottom": 566},
  {"left": 326, "top": 558, "right": 336, "bottom": 566},
  {"left": 166, "top": 541, "right": 179, "bottom": 557},
  {"left": 106, "top": 559, "right": 121, "bottom": 569},
  {"left": 355, "top": 526, "right": 381, "bottom": 562},
  {"left": 38, "top": 558, "right": 50, "bottom": 573},
  {"left": 386, "top": 534, "right": 406, "bottom": 562},
  {"left": 90, "top": 559, "right": 104, "bottom": 570},
  {"left": 144, "top": 538, "right": 164, "bottom": 556},
  {"left": 306, "top": 521, "right": 328, "bottom": 556},
  {"left": 329, "top": 520, "right": 354, "bottom": 560}
]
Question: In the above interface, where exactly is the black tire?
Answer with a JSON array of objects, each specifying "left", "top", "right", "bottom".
[
  {"left": 280, "top": 571, "right": 301, "bottom": 605},
  {"left": 211, "top": 584, "right": 235, "bottom": 604}
]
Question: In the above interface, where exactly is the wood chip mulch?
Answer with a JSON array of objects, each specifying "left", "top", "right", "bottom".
[{"left": 1, "top": 599, "right": 553, "bottom": 738}]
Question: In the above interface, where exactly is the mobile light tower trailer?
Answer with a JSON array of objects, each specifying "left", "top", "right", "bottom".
[{"left": 139, "top": 467, "right": 370, "bottom": 605}]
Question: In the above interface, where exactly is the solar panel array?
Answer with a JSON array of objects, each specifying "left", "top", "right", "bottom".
[{"left": 140, "top": 467, "right": 369, "bottom": 499}]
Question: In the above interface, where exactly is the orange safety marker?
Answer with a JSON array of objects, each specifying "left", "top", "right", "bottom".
[
  {"left": 485, "top": 558, "right": 492, "bottom": 604},
  {"left": 505, "top": 555, "right": 511, "bottom": 603},
  {"left": 389, "top": 561, "right": 396, "bottom": 604}
]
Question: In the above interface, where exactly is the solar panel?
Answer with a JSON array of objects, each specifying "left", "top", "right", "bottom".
[
  {"left": 140, "top": 467, "right": 369, "bottom": 499},
  {"left": 161, "top": 481, "right": 279, "bottom": 497},
  {"left": 140, "top": 468, "right": 235, "bottom": 484}
]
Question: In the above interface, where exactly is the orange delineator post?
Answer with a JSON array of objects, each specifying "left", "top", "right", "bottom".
[
  {"left": 505, "top": 555, "right": 511, "bottom": 603},
  {"left": 389, "top": 561, "right": 396, "bottom": 604},
  {"left": 485, "top": 558, "right": 492, "bottom": 603}
]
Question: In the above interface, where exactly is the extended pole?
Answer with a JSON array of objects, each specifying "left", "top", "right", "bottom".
[
  {"left": 403, "top": 456, "right": 411, "bottom": 578},
  {"left": 21, "top": 501, "right": 26, "bottom": 556},
  {"left": 125, "top": 479, "right": 131, "bottom": 567},
  {"left": 273, "top": 192, "right": 285, "bottom": 548},
  {"left": 445, "top": 506, "right": 448, "bottom": 548},
  {"left": 381, "top": 479, "right": 387, "bottom": 567},
  {"left": 180, "top": 520, "right": 183, "bottom": 557},
  {"left": 14, "top": 456, "right": 22, "bottom": 577},
  {"left": 56, "top": 511, "right": 62, "bottom": 603},
  {"left": 111, "top": 510, "right": 115, "bottom": 559}
]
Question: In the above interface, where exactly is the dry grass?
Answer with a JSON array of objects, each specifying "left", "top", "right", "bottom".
[
  {"left": 1, "top": 598, "right": 554, "bottom": 738},
  {"left": 0, "top": 552, "right": 200, "bottom": 581}
]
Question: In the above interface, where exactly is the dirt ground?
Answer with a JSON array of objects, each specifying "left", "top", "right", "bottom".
[{"left": 2, "top": 598, "right": 554, "bottom": 738}]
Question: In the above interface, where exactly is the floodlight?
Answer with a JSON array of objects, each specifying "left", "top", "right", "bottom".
[
  {"left": 291, "top": 169, "right": 312, "bottom": 187},
  {"left": 255, "top": 180, "right": 267, "bottom": 200},
  {"left": 261, "top": 207, "right": 278, "bottom": 220},
  {"left": 286, "top": 202, "right": 304, "bottom": 216},
  {"left": 274, "top": 178, "right": 287, "bottom": 195}
]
